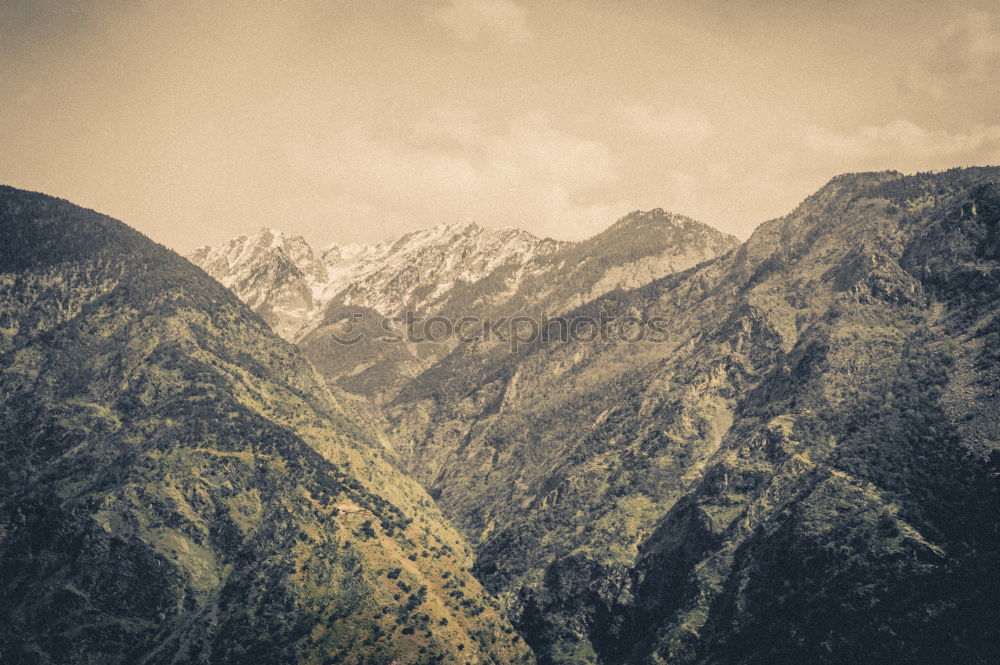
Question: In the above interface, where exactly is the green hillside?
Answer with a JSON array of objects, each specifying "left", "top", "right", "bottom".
[{"left": 0, "top": 186, "right": 532, "bottom": 665}]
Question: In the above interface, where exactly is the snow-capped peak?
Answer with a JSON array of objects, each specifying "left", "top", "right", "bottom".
[{"left": 187, "top": 222, "right": 563, "bottom": 341}]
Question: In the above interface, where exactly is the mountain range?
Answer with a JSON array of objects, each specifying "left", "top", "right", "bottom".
[
  {"left": 2, "top": 167, "right": 999, "bottom": 665},
  {"left": 188, "top": 213, "right": 737, "bottom": 400},
  {"left": 380, "top": 168, "right": 1000, "bottom": 665}
]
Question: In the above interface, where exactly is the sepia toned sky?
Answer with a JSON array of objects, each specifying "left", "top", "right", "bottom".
[{"left": 3, "top": 0, "right": 1000, "bottom": 252}]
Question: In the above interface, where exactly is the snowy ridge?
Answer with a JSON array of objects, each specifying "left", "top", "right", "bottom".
[
  {"left": 188, "top": 213, "right": 739, "bottom": 347},
  {"left": 188, "top": 223, "right": 567, "bottom": 340}
]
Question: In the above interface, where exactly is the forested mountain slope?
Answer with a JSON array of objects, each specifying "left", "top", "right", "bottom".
[
  {"left": 0, "top": 187, "right": 531, "bottom": 665},
  {"left": 384, "top": 168, "right": 1000, "bottom": 665}
]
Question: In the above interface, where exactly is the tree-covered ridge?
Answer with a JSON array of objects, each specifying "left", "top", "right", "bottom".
[{"left": 0, "top": 187, "right": 532, "bottom": 665}]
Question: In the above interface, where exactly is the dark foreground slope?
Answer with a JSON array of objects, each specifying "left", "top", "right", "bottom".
[
  {"left": 386, "top": 168, "right": 1000, "bottom": 665},
  {"left": 0, "top": 187, "right": 532, "bottom": 665}
]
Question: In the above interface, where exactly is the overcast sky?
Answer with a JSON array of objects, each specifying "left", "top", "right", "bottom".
[{"left": 3, "top": 0, "right": 999, "bottom": 252}]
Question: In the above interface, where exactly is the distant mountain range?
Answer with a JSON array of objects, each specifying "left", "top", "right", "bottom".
[
  {"left": 3, "top": 167, "right": 999, "bottom": 665},
  {"left": 189, "top": 213, "right": 737, "bottom": 399},
  {"left": 188, "top": 223, "right": 565, "bottom": 341}
]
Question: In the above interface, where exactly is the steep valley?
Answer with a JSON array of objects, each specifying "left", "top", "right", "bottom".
[
  {"left": 6, "top": 1, "right": 999, "bottom": 663},
  {"left": 3, "top": 167, "right": 999, "bottom": 665}
]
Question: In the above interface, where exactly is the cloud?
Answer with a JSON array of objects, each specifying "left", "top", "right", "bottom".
[
  {"left": 287, "top": 111, "right": 618, "bottom": 240},
  {"left": 803, "top": 120, "right": 1000, "bottom": 162},
  {"left": 904, "top": 11, "right": 1000, "bottom": 98},
  {"left": 617, "top": 104, "right": 715, "bottom": 142},
  {"left": 429, "top": 0, "right": 529, "bottom": 43}
]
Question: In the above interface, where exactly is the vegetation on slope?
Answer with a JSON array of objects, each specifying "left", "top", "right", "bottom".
[
  {"left": 384, "top": 168, "right": 1000, "bottom": 665},
  {"left": 0, "top": 186, "right": 532, "bottom": 665}
]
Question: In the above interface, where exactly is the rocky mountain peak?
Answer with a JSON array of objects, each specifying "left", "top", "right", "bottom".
[{"left": 188, "top": 219, "right": 569, "bottom": 341}]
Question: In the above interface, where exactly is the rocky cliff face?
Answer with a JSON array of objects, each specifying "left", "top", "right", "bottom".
[
  {"left": 384, "top": 168, "right": 1000, "bottom": 665},
  {"left": 0, "top": 187, "right": 532, "bottom": 665},
  {"left": 187, "top": 228, "right": 329, "bottom": 340}
]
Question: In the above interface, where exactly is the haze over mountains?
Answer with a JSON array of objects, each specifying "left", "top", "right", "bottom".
[{"left": 2, "top": 167, "right": 999, "bottom": 665}]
